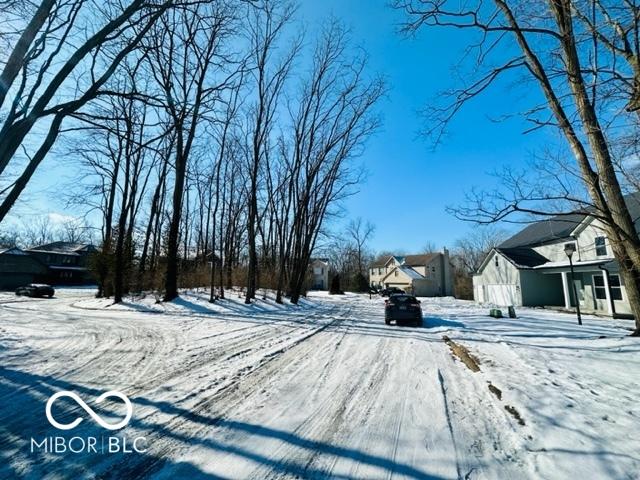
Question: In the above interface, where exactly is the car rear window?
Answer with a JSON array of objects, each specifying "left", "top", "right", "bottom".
[{"left": 390, "top": 295, "right": 416, "bottom": 303}]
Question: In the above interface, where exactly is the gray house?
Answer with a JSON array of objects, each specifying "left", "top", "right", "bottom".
[
  {"left": 26, "top": 242, "right": 96, "bottom": 285},
  {"left": 473, "top": 194, "right": 640, "bottom": 317},
  {"left": 369, "top": 250, "right": 454, "bottom": 297},
  {"left": 0, "top": 247, "right": 48, "bottom": 290}
]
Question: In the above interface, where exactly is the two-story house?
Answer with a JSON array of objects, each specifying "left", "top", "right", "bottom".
[
  {"left": 369, "top": 250, "right": 454, "bottom": 297},
  {"left": 473, "top": 193, "right": 640, "bottom": 317},
  {"left": 26, "top": 241, "right": 96, "bottom": 285}
]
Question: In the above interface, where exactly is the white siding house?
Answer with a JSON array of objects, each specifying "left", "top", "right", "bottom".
[{"left": 473, "top": 193, "right": 640, "bottom": 318}]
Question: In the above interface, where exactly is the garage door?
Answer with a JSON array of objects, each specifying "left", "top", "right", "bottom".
[{"left": 486, "top": 284, "right": 518, "bottom": 306}]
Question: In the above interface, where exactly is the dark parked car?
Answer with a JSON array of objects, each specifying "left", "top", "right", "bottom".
[
  {"left": 379, "top": 287, "right": 405, "bottom": 297},
  {"left": 385, "top": 294, "right": 422, "bottom": 326},
  {"left": 15, "top": 284, "right": 55, "bottom": 298}
]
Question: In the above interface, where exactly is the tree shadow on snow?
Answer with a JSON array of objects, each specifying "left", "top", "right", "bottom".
[
  {"left": 422, "top": 316, "right": 465, "bottom": 329},
  {"left": 0, "top": 367, "right": 447, "bottom": 480}
]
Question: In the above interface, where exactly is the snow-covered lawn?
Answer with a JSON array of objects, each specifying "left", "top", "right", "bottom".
[{"left": 0, "top": 289, "right": 638, "bottom": 479}]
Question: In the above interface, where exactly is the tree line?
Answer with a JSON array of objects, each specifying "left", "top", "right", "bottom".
[{"left": 0, "top": 0, "right": 384, "bottom": 304}]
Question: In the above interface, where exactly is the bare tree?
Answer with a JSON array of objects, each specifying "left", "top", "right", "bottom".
[
  {"left": 453, "top": 227, "right": 508, "bottom": 274},
  {"left": 243, "top": 0, "right": 298, "bottom": 304},
  {"left": 142, "top": 1, "right": 237, "bottom": 301},
  {"left": 208, "top": 75, "right": 244, "bottom": 302},
  {"left": 284, "top": 21, "right": 385, "bottom": 303},
  {"left": 346, "top": 217, "right": 375, "bottom": 275},
  {"left": 396, "top": 0, "right": 640, "bottom": 334},
  {"left": 420, "top": 241, "right": 437, "bottom": 254},
  {"left": 58, "top": 217, "right": 93, "bottom": 244},
  {"left": 0, "top": 0, "right": 186, "bottom": 222},
  {"left": 21, "top": 215, "right": 56, "bottom": 247}
]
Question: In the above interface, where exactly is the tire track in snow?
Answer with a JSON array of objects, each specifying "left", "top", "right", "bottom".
[
  {"left": 436, "top": 340, "right": 532, "bottom": 479},
  {"left": 0, "top": 296, "right": 345, "bottom": 478},
  {"left": 251, "top": 333, "right": 391, "bottom": 479},
  {"left": 92, "top": 306, "right": 354, "bottom": 479},
  {"left": 437, "top": 368, "right": 463, "bottom": 480}
]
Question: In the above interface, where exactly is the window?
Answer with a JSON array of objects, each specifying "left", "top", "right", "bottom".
[
  {"left": 379, "top": 268, "right": 383, "bottom": 275},
  {"left": 610, "top": 274, "right": 623, "bottom": 300},
  {"left": 394, "top": 270, "right": 398, "bottom": 277},
  {"left": 593, "top": 274, "right": 623, "bottom": 301},
  {"left": 595, "top": 236, "right": 607, "bottom": 256},
  {"left": 593, "top": 275, "right": 606, "bottom": 300},
  {"left": 494, "top": 256, "right": 499, "bottom": 267},
  {"left": 431, "top": 266, "right": 436, "bottom": 273}
]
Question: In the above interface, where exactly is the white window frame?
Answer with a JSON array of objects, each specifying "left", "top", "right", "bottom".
[
  {"left": 593, "top": 273, "right": 623, "bottom": 301},
  {"left": 595, "top": 236, "right": 607, "bottom": 257}
]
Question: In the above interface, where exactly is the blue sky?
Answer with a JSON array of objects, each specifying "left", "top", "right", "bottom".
[
  {"left": 299, "top": 0, "right": 554, "bottom": 252},
  {"left": 9, "top": 0, "right": 559, "bottom": 252}
]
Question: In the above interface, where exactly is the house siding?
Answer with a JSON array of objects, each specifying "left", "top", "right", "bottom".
[
  {"left": 473, "top": 251, "right": 523, "bottom": 306},
  {"left": 310, "top": 260, "right": 329, "bottom": 290},
  {"left": 0, "top": 250, "right": 48, "bottom": 290}
]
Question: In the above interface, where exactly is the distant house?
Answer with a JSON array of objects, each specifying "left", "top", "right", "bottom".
[
  {"left": 369, "top": 250, "right": 454, "bottom": 297},
  {"left": 472, "top": 193, "right": 640, "bottom": 317},
  {"left": 0, "top": 247, "right": 48, "bottom": 290},
  {"left": 26, "top": 242, "right": 96, "bottom": 285},
  {"left": 310, "top": 259, "right": 329, "bottom": 290}
]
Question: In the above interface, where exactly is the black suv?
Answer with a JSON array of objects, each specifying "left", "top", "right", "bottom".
[
  {"left": 384, "top": 294, "right": 422, "bottom": 326},
  {"left": 15, "top": 284, "right": 55, "bottom": 298}
]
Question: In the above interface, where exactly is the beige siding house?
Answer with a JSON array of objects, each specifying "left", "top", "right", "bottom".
[
  {"left": 369, "top": 251, "right": 454, "bottom": 297},
  {"left": 473, "top": 193, "right": 640, "bottom": 318}
]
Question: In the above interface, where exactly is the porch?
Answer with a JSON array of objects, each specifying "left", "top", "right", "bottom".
[{"left": 534, "top": 260, "right": 628, "bottom": 318}]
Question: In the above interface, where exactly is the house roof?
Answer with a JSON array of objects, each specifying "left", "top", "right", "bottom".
[
  {"left": 387, "top": 256, "right": 405, "bottom": 267},
  {"left": 496, "top": 247, "right": 549, "bottom": 268},
  {"left": 404, "top": 253, "right": 438, "bottom": 266},
  {"left": 499, "top": 213, "right": 588, "bottom": 249},
  {"left": 370, "top": 256, "right": 392, "bottom": 268},
  {"left": 0, "top": 247, "right": 29, "bottom": 256},
  {"left": 382, "top": 265, "right": 424, "bottom": 282},
  {"left": 499, "top": 192, "right": 640, "bottom": 249},
  {"left": 399, "top": 266, "right": 424, "bottom": 279},
  {"left": 371, "top": 253, "right": 441, "bottom": 269},
  {"left": 27, "top": 242, "right": 96, "bottom": 254},
  {"left": 533, "top": 258, "right": 614, "bottom": 271}
]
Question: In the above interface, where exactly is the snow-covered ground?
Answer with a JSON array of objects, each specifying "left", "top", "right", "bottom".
[{"left": 0, "top": 288, "right": 638, "bottom": 479}]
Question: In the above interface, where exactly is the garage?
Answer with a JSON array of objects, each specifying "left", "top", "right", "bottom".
[{"left": 483, "top": 284, "right": 520, "bottom": 306}]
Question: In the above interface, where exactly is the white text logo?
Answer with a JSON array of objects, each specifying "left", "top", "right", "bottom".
[{"left": 46, "top": 390, "right": 132, "bottom": 430}]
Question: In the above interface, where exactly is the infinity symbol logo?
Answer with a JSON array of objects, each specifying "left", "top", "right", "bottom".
[{"left": 46, "top": 391, "right": 133, "bottom": 431}]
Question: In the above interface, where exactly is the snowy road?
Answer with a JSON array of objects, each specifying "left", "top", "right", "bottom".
[{"left": 0, "top": 290, "right": 639, "bottom": 479}]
